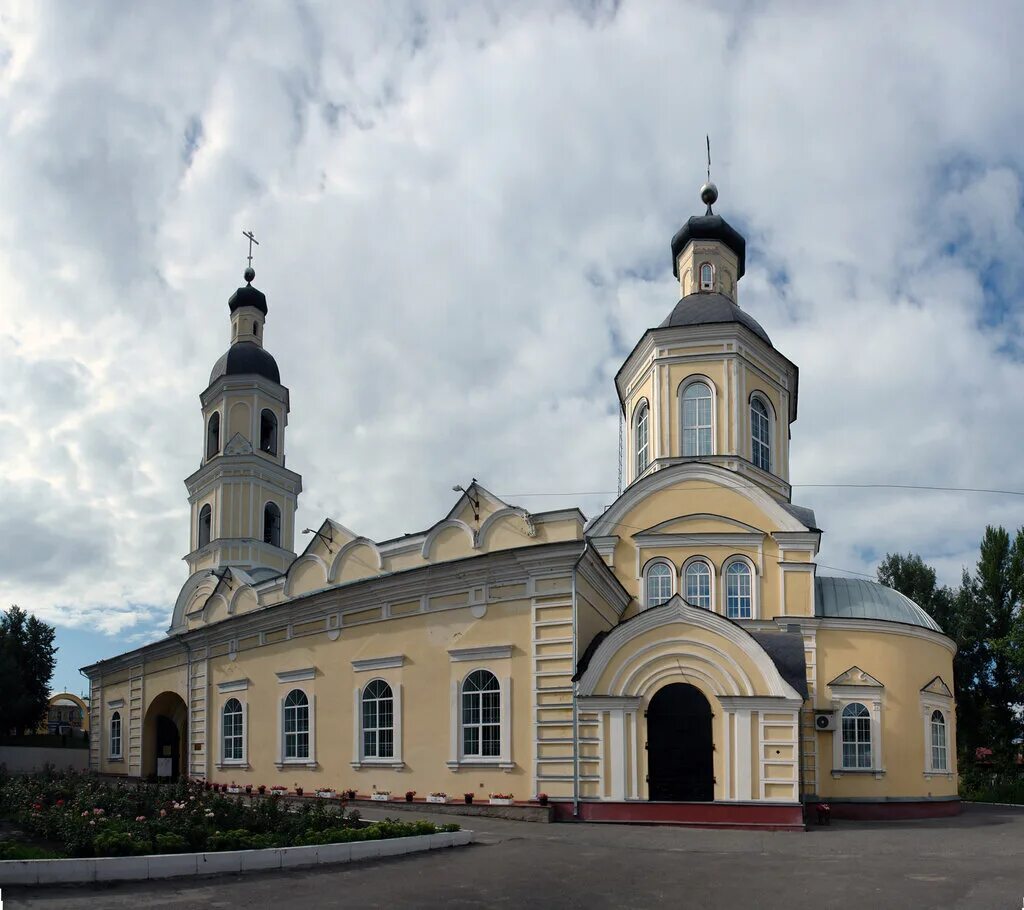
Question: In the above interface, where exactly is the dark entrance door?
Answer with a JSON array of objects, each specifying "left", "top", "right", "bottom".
[
  {"left": 647, "top": 683, "right": 714, "bottom": 801},
  {"left": 155, "top": 715, "right": 181, "bottom": 779}
]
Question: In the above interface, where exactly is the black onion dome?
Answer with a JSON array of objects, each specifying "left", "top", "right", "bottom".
[
  {"left": 670, "top": 214, "right": 746, "bottom": 279},
  {"left": 660, "top": 293, "right": 771, "bottom": 345},
  {"left": 209, "top": 342, "right": 280, "bottom": 385},
  {"left": 228, "top": 283, "right": 268, "bottom": 315}
]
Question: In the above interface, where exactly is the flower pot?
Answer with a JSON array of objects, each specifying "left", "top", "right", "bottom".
[
  {"left": 405, "top": 794, "right": 414, "bottom": 803},
  {"left": 257, "top": 786, "right": 266, "bottom": 795},
  {"left": 537, "top": 795, "right": 549, "bottom": 807},
  {"left": 464, "top": 794, "right": 474, "bottom": 805},
  {"left": 371, "top": 793, "right": 390, "bottom": 802},
  {"left": 295, "top": 788, "right": 304, "bottom": 797},
  {"left": 316, "top": 790, "right": 337, "bottom": 799},
  {"left": 226, "top": 786, "right": 241, "bottom": 794},
  {"left": 489, "top": 798, "right": 513, "bottom": 806},
  {"left": 426, "top": 795, "right": 449, "bottom": 805},
  {"left": 344, "top": 790, "right": 356, "bottom": 800},
  {"left": 245, "top": 786, "right": 253, "bottom": 795}
]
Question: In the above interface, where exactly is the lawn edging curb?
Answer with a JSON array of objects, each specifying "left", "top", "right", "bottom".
[{"left": 0, "top": 828, "right": 474, "bottom": 885}]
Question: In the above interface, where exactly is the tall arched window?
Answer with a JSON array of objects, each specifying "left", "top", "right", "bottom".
[
  {"left": 841, "top": 702, "right": 872, "bottom": 769},
  {"left": 283, "top": 689, "right": 309, "bottom": 760},
  {"left": 635, "top": 401, "right": 650, "bottom": 477},
  {"left": 109, "top": 711, "right": 122, "bottom": 758},
  {"left": 222, "top": 698, "right": 244, "bottom": 762},
  {"left": 462, "top": 670, "right": 500, "bottom": 758},
  {"left": 725, "top": 561, "right": 752, "bottom": 618},
  {"left": 361, "top": 679, "right": 394, "bottom": 759},
  {"left": 682, "top": 381, "right": 713, "bottom": 456},
  {"left": 260, "top": 409, "right": 278, "bottom": 455},
  {"left": 198, "top": 504, "right": 212, "bottom": 549},
  {"left": 263, "top": 502, "right": 281, "bottom": 548},
  {"left": 684, "top": 560, "right": 712, "bottom": 609},
  {"left": 699, "top": 262, "right": 714, "bottom": 290},
  {"left": 206, "top": 412, "right": 221, "bottom": 459},
  {"left": 930, "top": 710, "right": 947, "bottom": 771},
  {"left": 645, "top": 562, "right": 673, "bottom": 608},
  {"left": 751, "top": 397, "right": 771, "bottom": 472}
]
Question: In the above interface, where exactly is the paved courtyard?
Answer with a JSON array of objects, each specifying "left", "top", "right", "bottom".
[{"left": 3, "top": 803, "right": 1023, "bottom": 909}]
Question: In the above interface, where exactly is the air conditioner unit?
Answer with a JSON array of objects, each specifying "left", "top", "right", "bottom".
[{"left": 815, "top": 712, "right": 836, "bottom": 731}]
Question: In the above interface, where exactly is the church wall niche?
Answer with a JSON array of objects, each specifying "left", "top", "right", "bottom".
[
  {"left": 286, "top": 555, "right": 329, "bottom": 597},
  {"left": 228, "top": 400, "right": 252, "bottom": 442},
  {"left": 426, "top": 523, "right": 474, "bottom": 562},
  {"left": 333, "top": 543, "right": 383, "bottom": 583}
]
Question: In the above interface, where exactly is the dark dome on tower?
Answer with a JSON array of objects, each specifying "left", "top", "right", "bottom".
[
  {"left": 228, "top": 283, "right": 268, "bottom": 315},
  {"left": 209, "top": 342, "right": 280, "bottom": 385},
  {"left": 660, "top": 292, "right": 770, "bottom": 345},
  {"left": 670, "top": 214, "right": 746, "bottom": 279}
]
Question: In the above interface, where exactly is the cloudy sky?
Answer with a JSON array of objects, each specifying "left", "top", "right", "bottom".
[{"left": 1, "top": 1, "right": 1023, "bottom": 692}]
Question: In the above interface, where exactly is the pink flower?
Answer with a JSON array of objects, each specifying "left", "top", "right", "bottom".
[
  {"left": 56, "top": 799, "right": 65, "bottom": 807},
  {"left": 160, "top": 808, "right": 167, "bottom": 817},
  {"left": 81, "top": 811, "right": 89, "bottom": 817},
  {"left": 92, "top": 808, "right": 104, "bottom": 815},
  {"left": 135, "top": 815, "right": 146, "bottom": 822}
]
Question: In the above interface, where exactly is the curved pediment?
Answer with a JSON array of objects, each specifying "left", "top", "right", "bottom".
[{"left": 575, "top": 595, "right": 804, "bottom": 702}]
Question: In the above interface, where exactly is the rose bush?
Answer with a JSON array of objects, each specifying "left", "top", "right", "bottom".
[{"left": 0, "top": 768, "right": 458, "bottom": 858}]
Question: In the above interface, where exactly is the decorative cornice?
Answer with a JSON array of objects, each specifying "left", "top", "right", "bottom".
[
  {"left": 448, "top": 645, "right": 513, "bottom": 663},
  {"left": 827, "top": 666, "right": 884, "bottom": 688},
  {"left": 351, "top": 655, "right": 405, "bottom": 673},
  {"left": 275, "top": 667, "right": 316, "bottom": 684},
  {"left": 217, "top": 678, "right": 249, "bottom": 693},
  {"left": 106, "top": 699, "right": 125, "bottom": 709},
  {"left": 576, "top": 696, "right": 642, "bottom": 712},
  {"left": 717, "top": 696, "right": 805, "bottom": 711},
  {"left": 817, "top": 618, "right": 956, "bottom": 655}
]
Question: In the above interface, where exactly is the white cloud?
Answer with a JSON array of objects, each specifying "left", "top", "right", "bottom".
[{"left": 1, "top": 0, "right": 1022, "bottom": 665}]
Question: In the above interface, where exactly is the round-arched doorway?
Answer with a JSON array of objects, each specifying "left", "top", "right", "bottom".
[
  {"left": 143, "top": 691, "right": 188, "bottom": 779},
  {"left": 646, "top": 683, "right": 714, "bottom": 801}
]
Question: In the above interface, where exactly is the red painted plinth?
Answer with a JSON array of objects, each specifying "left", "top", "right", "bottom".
[
  {"left": 553, "top": 800, "right": 806, "bottom": 830},
  {"left": 826, "top": 799, "right": 961, "bottom": 820}
]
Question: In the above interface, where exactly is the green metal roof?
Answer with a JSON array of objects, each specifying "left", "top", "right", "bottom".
[{"left": 814, "top": 576, "right": 942, "bottom": 633}]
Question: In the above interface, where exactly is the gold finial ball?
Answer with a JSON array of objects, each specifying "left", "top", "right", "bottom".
[
  {"left": 244, "top": 267, "right": 256, "bottom": 283},
  {"left": 700, "top": 182, "right": 719, "bottom": 208}
]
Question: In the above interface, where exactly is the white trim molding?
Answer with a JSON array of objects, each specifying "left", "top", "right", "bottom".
[
  {"left": 276, "top": 667, "right": 316, "bottom": 684},
  {"left": 276, "top": 686, "right": 317, "bottom": 770},
  {"left": 447, "top": 645, "right": 513, "bottom": 662},
  {"left": 920, "top": 676, "right": 955, "bottom": 778},
  {"left": 446, "top": 671, "right": 514, "bottom": 771},
  {"left": 217, "top": 678, "right": 249, "bottom": 693},
  {"left": 351, "top": 680, "right": 405, "bottom": 770},
  {"left": 351, "top": 655, "right": 405, "bottom": 673},
  {"left": 828, "top": 669, "right": 885, "bottom": 778},
  {"left": 106, "top": 698, "right": 125, "bottom": 709}
]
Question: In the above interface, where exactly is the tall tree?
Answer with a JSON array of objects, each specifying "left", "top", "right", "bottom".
[{"left": 0, "top": 606, "right": 57, "bottom": 735}]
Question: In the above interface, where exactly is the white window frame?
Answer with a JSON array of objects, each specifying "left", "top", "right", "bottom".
[
  {"left": 277, "top": 686, "right": 317, "bottom": 769},
  {"left": 352, "top": 679, "right": 404, "bottom": 769},
  {"left": 699, "top": 261, "right": 714, "bottom": 291},
  {"left": 642, "top": 558, "right": 675, "bottom": 609},
  {"left": 109, "top": 711, "right": 122, "bottom": 760},
  {"left": 722, "top": 556, "right": 756, "bottom": 619},
  {"left": 219, "top": 697, "right": 248, "bottom": 767},
  {"left": 921, "top": 687, "right": 954, "bottom": 777},
  {"left": 634, "top": 399, "right": 651, "bottom": 479},
  {"left": 682, "top": 556, "right": 715, "bottom": 610},
  {"left": 829, "top": 687, "right": 884, "bottom": 777},
  {"left": 679, "top": 377, "right": 716, "bottom": 457},
  {"left": 749, "top": 393, "right": 773, "bottom": 473},
  {"left": 447, "top": 665, "right": 513, "bottom": 770}
]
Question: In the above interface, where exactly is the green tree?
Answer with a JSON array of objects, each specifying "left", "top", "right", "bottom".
[{"left": 0, "top": 606, "right": 58, "bottom": 735}]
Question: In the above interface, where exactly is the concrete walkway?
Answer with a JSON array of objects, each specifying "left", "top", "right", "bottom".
[{"left": 5, "top": 803, "right": 1023, "bottom": 908}]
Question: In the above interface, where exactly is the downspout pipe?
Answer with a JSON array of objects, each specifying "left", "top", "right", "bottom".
[{"left": 571, "top": 540, "right": 590, "bottom": 820}]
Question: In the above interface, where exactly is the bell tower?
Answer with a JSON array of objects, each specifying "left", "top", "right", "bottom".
[{"left": 183, "top": 263, "right": 302, "bottom": 577}]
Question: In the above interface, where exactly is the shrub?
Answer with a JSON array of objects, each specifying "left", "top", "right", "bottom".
[
  {"left": 94, "top": 829, "right": 151, "bottom": 857},
  {"left": 154, "top": 833, "right": 189, "bottom": 854}
]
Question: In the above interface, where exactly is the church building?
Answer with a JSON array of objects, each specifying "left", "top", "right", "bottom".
[{"left": 82, "top": 182, "right": 958, "bottom": 827}]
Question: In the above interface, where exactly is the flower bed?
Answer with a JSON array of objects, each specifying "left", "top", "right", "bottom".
[{"left": 0, "top": 769, "right": 458, "bottom": 859}]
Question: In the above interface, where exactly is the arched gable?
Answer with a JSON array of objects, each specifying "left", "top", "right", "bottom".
[
  {"left": 589, "top": 462, "right": 808, "bottom": 538},
  {"left": 329, "top": 537, "right": 384, "bottom": 583},
  {"left": 169, "top": 569, "right": 218, "bottom": 634},
  {"left": 284, "top": 553, "right": 329, "bottom": 597},
  {"left": 421, "top": 519, "right": 475, "bottom": 561},
  {"left": 576, "top": 595, "right": 803, "bottom": 702},
  {"left": 477, "top": 507, "right": 537, "bottom": 552},
  {"left": 228, "top": 584, "right": 259, "bottom": 616}
]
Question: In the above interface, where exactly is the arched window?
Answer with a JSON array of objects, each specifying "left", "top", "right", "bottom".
[
  {"left": 699, "top": 262, "right": 714, "bottom": 291},
  {"left": 645, "top": 561, "right": 673, "bottom": 608},
  {"left": 725, "top": 561, "right": 752, "bottom": 618},
  {"left": 462, "top": 670, "right": 500, "bottom": 758},
  {"left": 260, "top": 409, "right": 278, "bottom": 455},
  {"left": 109, "top": 711, "right": 122, "bottom": 758},
  {"left": 635, "top": 401, "right": 650, "bottom": 477},
  {"left": 682, "top": 381, "right": 713, "bottom": 456},
  {"left": 206, "top": 412, "right": 220, "bottom": 459},
  {"left": 283, "top": 689, "right": 309, "bottom": 760},
  {"left": 750, "top": 397, "right": 771, "bottom": 472},
  {"left": 930, "top": 710, "right": 947, "bottom": 771},
  {"left": 684, "top": 560, "right": 712, "bottom": 609},
  {"left": 841, "top": 702, "right": 872, "bottom": 769},
  {"left": 361, "top": 679, "right": 394, "bottom": 759},
  {"left": 222, "top": 698, "right": 244, "bottom": 762},
  {"left": 263, "top": 502, "right": 281, "bottom": 548},
  {"left": 253, "top": 321, "right": 259, "bottom": 337},
  {"left": 198, "top": 504, "right": 212, "bottom": 549}
]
